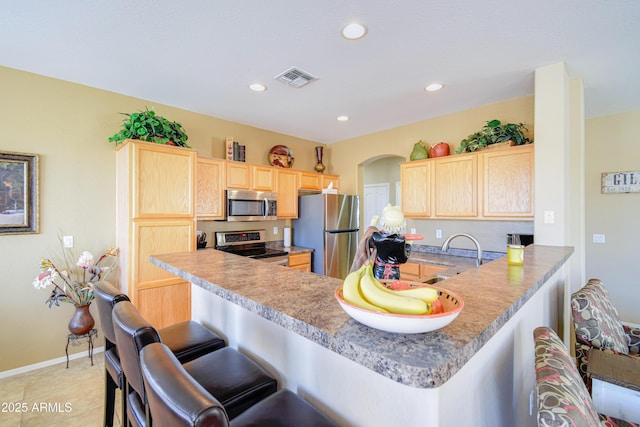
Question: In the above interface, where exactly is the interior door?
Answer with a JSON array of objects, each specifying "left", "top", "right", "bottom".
[{"left": 364, "top": 183, "right": 389, "bottom": 228}]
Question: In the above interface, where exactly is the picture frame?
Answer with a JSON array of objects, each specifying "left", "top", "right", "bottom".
[{"left": 0, "top": 151, "right": 39, "bottom": 234}]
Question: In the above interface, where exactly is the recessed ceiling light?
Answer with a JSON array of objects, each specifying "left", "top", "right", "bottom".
[
  {"left": 337, "top": 115, "right": 350, "bottom": 122},
  {"left": 342, "top": 23, "right": 367, "bottom": 40},
  {"left": 424, "top": 82, "right": 444, "bottom": 92},
  {"left": 249, "top": 83, "right": 267, "bottom": 92}
]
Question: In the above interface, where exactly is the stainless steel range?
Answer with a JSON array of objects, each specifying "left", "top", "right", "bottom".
[{"left": 214, "top": 229, "right": 289, "bottom": 266}]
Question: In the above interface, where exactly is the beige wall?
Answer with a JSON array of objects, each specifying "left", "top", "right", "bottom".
[
  {"left": 0, "top": 66, "right": 319, "bottom": 372},
  {"left": 585, "top": 110, "right": 640, "bottom": 323}
]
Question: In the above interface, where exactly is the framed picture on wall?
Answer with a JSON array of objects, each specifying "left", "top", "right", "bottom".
[{"left": 0, "top": 151, "right": 39, "bottom": 235}]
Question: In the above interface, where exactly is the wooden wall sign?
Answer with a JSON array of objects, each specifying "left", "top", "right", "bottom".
[{"left": 601, "top": 171, "right": 640, "bottom": 194}]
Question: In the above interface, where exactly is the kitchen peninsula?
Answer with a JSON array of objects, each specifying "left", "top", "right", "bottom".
[{"left": 151, "top": 245, "right": 573, "bottom": 427}]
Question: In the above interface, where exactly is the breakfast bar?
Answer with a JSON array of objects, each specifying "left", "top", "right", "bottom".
[{"left": 151, "top": 244, "right": 573, "bottom": 427}]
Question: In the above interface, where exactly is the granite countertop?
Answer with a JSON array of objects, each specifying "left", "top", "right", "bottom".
[
  {"left": 150, "top": 244, "right": 573, "bottom": 389},
  {"left": 266, "top": 241, "right": 313, "bottom": 255}
]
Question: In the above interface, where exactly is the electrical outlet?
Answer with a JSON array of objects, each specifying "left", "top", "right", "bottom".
[
  {"left": 63, "top": 235, "right": 74, "bottom": 248},
  {"left": 593, "top": 233, "right": 605, "bottom": 244},
  {"left": 544, "top": 211, "right": 555, "bottom": 224},
  {"left": 410, "top": 228, "right": 416, "bottom": 235},
  {"left": 273, "top": 226, "right": 278, "bottom": 235},
  {"left": 436, "top": 229, "right": 442, "bottom": 239}
]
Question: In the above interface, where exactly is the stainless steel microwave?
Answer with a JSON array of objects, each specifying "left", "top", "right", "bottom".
[{"left": 225, "top": 190, "right": 278, "bottom": 221}]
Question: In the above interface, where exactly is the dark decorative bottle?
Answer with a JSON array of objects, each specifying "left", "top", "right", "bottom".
[{"left": 314, "top": 146, "right": 326, "bottom": 173}]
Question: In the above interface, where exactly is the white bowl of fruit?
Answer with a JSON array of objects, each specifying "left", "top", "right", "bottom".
[{"left": 335, "top": 264, "right": 464, "bottom": 333}]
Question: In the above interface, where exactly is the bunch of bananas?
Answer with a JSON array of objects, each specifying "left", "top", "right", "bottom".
[{"left": 342, "top": 263, "right": 439, "bottom": 315}]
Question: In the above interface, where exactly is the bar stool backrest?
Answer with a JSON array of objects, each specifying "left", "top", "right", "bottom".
[
  {"left": 112, "top": 300, "right": 162, "bottom": 404},
  {"left": 140, "top": 342, "right": 230, "bottom": 427},
  {"left": 94, "top": 281, "right": 130, "bottom": 350}
]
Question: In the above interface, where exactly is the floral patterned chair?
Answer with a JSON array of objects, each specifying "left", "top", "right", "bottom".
[
  {"left": 571, "top": 279, "right": 640, "bottom": 391},
  {"left": 533, "top": 326, "right": 638, "bottom": 427}
]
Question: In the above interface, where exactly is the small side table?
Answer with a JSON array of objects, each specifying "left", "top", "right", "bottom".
[
  {"left": 65, "top": 328, "right": 98, "bottom": 369},
  {"left": 587, "top": 348, "right": 640, "bottom": 423}
]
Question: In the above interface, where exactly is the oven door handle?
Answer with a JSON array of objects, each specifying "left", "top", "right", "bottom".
[{"left": 271, "top": 258, "right": 289, "bottom": 266}]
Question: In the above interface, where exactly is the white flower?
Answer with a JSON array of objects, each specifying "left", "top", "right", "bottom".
[
  {"left": 76, "top": 251, "right": 95, "bottom": 268},
  {"left": 33, "top": 269, "right": 57, "bottom": 290}
]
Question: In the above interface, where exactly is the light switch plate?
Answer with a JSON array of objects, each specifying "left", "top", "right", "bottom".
[
  {"left": 593, "top": 233, "right": 605, "bottom": 244},
  {"left": 544, "top": 211, "right": 555, "bottom": 224},
  {"left": 436, "top": 229, "right": 442, "bottom": 239},
  {"left": 273, "top": 226, "right": 278, "bottom": 235},
  {"left": 63, "top": 235, "right": 74, "bottom": 248}
]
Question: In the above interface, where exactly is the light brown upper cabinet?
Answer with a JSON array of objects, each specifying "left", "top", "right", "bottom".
[
  {"left": 196, "top": 157, "right": 225, "bottom": 220},
  {"left": 322, "top": 174, "right": 340, "bottom": 191},
  {"left": 433, "top": 155, "right": 478, "bottom": 218},
  {"left": 226, "top": 162, "right": 276, "bottom": 191},
  {"left": 401, "top": 144, "right": 533, "bottom": 220},
  {"left": 481, "top": 145, "right": 534, "bottom": 218},
  {"left": 252, "top": 165, "right": 276, "bottom": 191},
  {"left": 401, "top": 161, "right": 431, "bottom": 217},
  {"left": 225, "top": 162, "right": 251, "bottom": 189},
  {"left": 276, "top": 169, "right": 298, "bottom": 218},
  {"left": 298, "top": 171, "right": 323, "bottom": 191}
]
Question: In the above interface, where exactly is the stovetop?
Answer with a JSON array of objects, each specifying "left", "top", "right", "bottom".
[{"left": 214, "top": 230, "right": 287, "bottom": 259}]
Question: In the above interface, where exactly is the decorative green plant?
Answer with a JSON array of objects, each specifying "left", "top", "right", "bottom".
[
  {"left": 456, "top": 119, "right": 532, "bottom": 154},
  {"left": 108, "top": 108, "right": 190, "bottom": 147}
]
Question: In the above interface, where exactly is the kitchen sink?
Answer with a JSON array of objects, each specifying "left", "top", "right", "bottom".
[{"left": 416, "top": 275, "right": 448, "bottom": 285}]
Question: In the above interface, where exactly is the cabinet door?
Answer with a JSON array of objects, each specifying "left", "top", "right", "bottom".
[
  {"left": 298, "top": 171, "right": 322, "bottom": 191},
  {"left": 433, "top": 155, "right": 478, "bottom": 217},
  {"left": 226, "top": 162, "right": 251, "bottom": 189},
  {"left": 482, "top": 145, "right": 534, "bottom": 218},
  {"left": 134, "top": 143, "right": 195, "bottom": 218},
  {"left": 401, "top": 161, "right": 431, "bottom": 217},
  {"left": 399, "top": 261, "right": 421, "bottom": 280},
  {"left": 131, "top": 218, "right": 194, "bottom": 328},
  {"left": 322, "top": 174, "right": 340, "bottom": 190},
  {"left": 252, "top": 165, "right": 275, "bottom": 191},
  {"left": 196, "top": 157, "right": 225, "bottom": 220},
  {"left": 277, "top": 169, "right": 298, "bottom": 218},
  {"left": 137, "top": 282, "right": 191, "bottom": 330},
  {"left": 289, "top": 253, "right": 311, "bottom": 272}
]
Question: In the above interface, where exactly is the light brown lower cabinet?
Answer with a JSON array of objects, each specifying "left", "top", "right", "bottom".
[
  {"left": 289, "top": 252, "right": 311, "bottom": 272},
  {"left": 399, "top": 261, "right": 448, "bottom": 281}
]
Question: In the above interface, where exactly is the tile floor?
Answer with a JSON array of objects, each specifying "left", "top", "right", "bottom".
[{"left": 0, "top": 351, "right": 119, "bottom": 427}]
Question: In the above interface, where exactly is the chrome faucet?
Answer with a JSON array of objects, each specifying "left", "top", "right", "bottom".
[{"left": 441, "top": 233, "right": 483, "bottom": 267}]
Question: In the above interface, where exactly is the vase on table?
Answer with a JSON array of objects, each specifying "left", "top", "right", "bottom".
[
  {"left": 68, "top": 304, "right": 95, "bottom": 336},
  {"left": 314, "top": 146, "right": 326, "bottom": 173}
]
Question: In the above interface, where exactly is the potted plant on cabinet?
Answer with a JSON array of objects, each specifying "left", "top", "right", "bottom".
[
  {"left": 456, "top": 119, "right": 531, "bottom": 154},
  {"left": 108, "top": 108, "right": 190, "bottom": 147}
]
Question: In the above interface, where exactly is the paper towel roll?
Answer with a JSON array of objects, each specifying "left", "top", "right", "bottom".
[{"left": 283, "top": 226, "right": 291, "bottom": 248}]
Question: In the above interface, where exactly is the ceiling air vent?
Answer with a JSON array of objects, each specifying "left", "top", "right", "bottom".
[{"left": 274, "top": 67, "right": 318, "bottom": 88}]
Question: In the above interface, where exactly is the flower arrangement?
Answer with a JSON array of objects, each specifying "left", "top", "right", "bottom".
[{"left": 33, "top": 247, "right": 119, "bottom": 308}]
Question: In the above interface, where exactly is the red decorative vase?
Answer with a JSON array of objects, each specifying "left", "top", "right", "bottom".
[{"left": 68, "top": 304, "right": 95, "bottom": 336}]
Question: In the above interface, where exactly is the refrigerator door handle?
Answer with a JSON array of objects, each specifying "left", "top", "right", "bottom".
[{"left": 324, "top": 228, "right": 360, "bottom": 234}]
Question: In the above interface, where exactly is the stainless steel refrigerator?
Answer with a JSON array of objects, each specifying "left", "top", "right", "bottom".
[{"left": 293, "top": 193, "right": 359, "bottom": 279}]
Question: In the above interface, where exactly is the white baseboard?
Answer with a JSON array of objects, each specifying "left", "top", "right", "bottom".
[{"left": 0, "top": 346, "right": 104, "bottom": 379}]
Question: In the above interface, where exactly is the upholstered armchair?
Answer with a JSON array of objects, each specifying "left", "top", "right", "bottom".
[
  {"left": 570, "top": 279, "right": 640, "bottom": 391},
  {"left": 533, "top": 326, "right": 638, "bottom": 427}
]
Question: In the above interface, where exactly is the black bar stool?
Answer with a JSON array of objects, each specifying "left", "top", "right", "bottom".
[
  {"left": 112, "top": 300, "right": 278, "bottom": 427},
  {"left": 94, "top": 281, "right": 226, "bottom": 427},
  {"left": 141, "top": 342, "right": 339, "bottom": 427}
]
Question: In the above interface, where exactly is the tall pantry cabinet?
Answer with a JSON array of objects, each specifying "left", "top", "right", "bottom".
[{"left": 116, "top": 140, "right": 196, "bottom": 328}]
